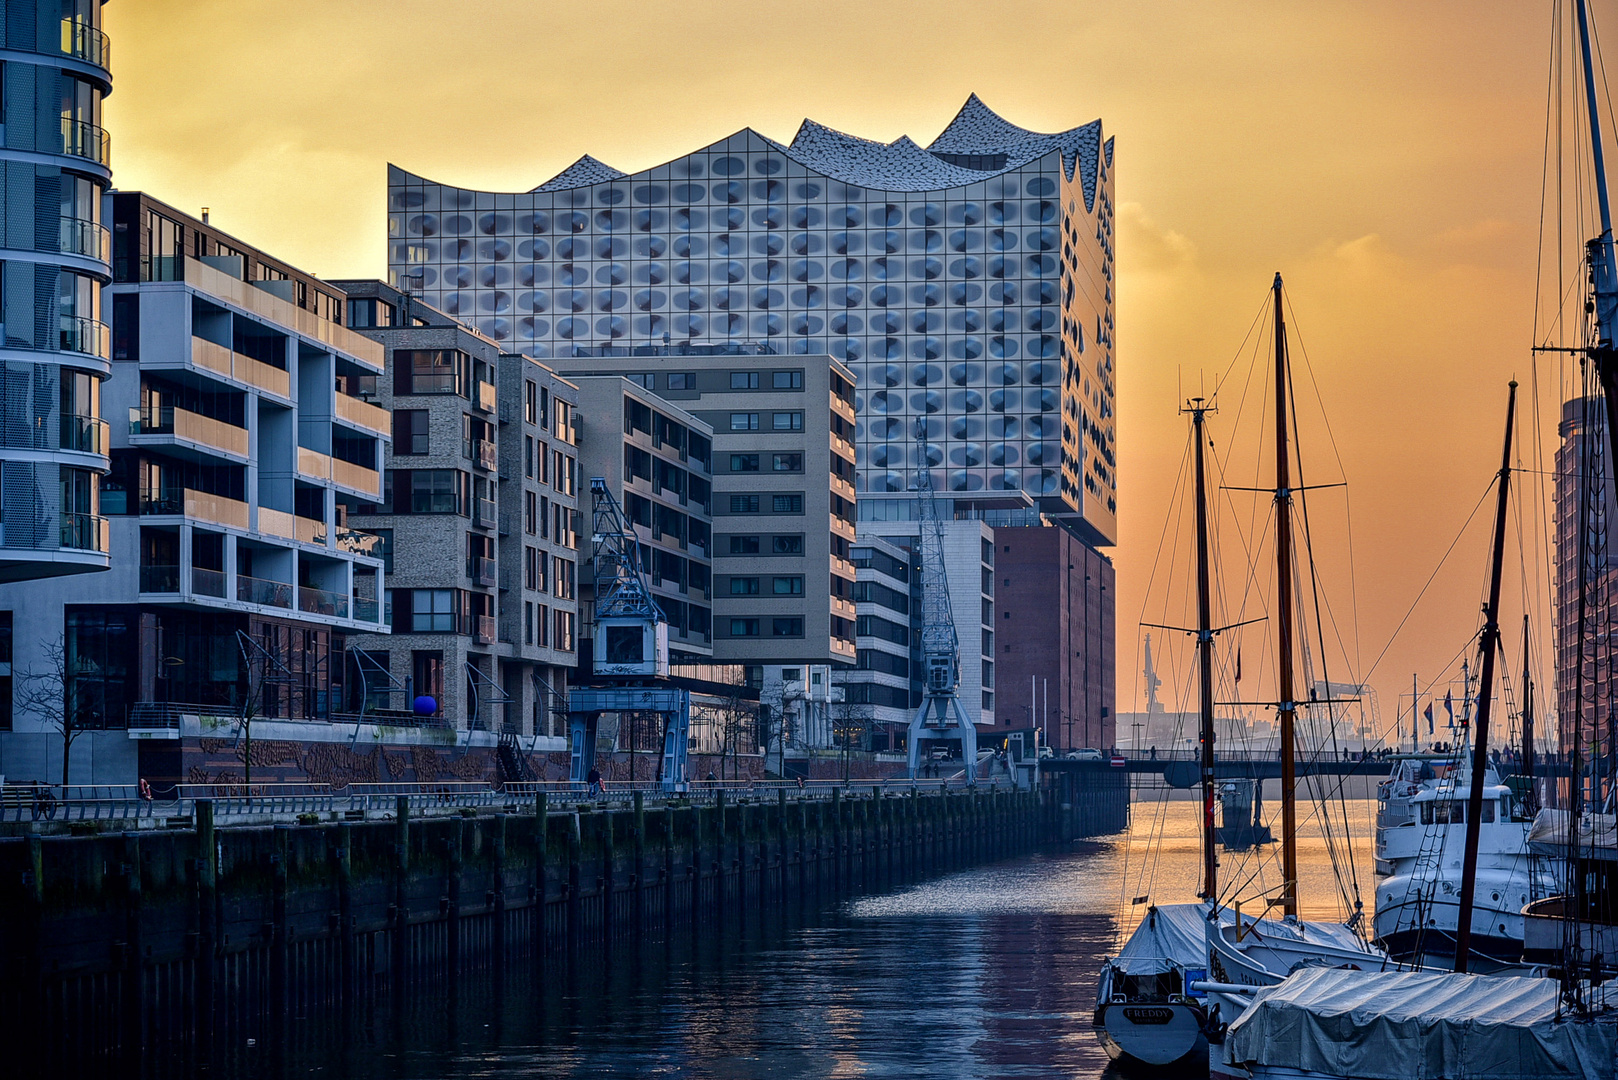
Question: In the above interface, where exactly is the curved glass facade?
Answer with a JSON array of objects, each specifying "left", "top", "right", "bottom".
[
  {"left": 0, "top": 0, "right": 113, "bottom": 580},
  {"left": 388, "top": 97, "right": 1117, "bottom": 544}
]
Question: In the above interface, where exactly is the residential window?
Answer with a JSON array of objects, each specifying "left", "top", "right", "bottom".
[
  {"left": 374, "top": 528, "right": 394, "bottom": 573},
  {"left": 730, "top": 412, "right": 759, "bottom": 431},
  {"left": 772, "top": 617, "right": 803, "bottom": 637},
  {"left": 771, "top": 535, "right": 803, "bottom": 554},
  {"left": 536, "top": 603, "right": 550, "bottom": 647},
  {"left": 525, "top": 380, "right": 537, "bottom": 424},
  {"left": 731, "top": 453, "right": 760, "bottom": 472},
  {"left": 629, "top": 373, "right": 655, "bottom": 390},
  {"left": 525, "top": 491, "right": 538, "bottom": 535},
  {"left": 730, "top": 535, "right": 761, "bottom": 554},
  {"left": 392, "top": 409, "right": 428, "bottom": 455},
  {"left": 412, "top": 590, "right": 455, "bottom": 632},
  {"left": 730, "top": 618, "right": 760, "bottom": 637},
  {"left": 395, "top": 349, "right": 461, "bottom": 395},
  {"left": 524, "top": 601, "right": 534, "bottom": 645},
  {"left": 730, "top": 371, "right": 759, "bottom": 389},
  {"left": 730, "top": 494, "right": 760, "bottom": 514},
  {"left": 772, "top": 411, "right": 804, "bottom": 431},
  {"left": 668, "top": 373, "right": 694, "bottom": 390},
  {"left": 772, "top": 453, "right": 802, "bottom": 472},
  {"left": 772, "top": 493, "right": 803, "bottom": 514},
  {"left": 772, "top": 370, "right": 803, "bottom": 389},
  {"left": 525, "top": 435, "right": 535, "bottom": 478},
  {"left": 410, "top": 470, "right": 460, "bottom": 514},
  {"left": 412, "top": 651, "right": 444, "bottom": 709},
  {"left": 772, "top": 576, "right": 803, "bottom": 595},
  {"left": 730, "top": 577, "right": 760, "bottom": 595}
]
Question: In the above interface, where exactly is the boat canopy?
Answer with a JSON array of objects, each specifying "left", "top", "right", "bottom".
[
  {"left": 1110, "top": 903, "right": 1211, "bottom": 975},
  {"left": 1226, "top": 967, "right": 1618, "bottom": 1079},
  {"left": 1527, "top": 808, "right": 1618, "bottom": 863}
]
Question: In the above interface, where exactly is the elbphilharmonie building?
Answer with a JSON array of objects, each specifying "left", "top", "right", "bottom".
[{"left": 387, "top": 96, "right": 1116, "bottom": 545}]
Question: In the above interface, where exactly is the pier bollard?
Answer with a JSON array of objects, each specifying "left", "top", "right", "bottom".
[
  {"left": 270, "top": 827, "right": 289, "bottom": 1043},
  {"left": 446, "top": 821, "right": 463, "bottom": 982},
  {"left": 566, "top": 813, "right": 581, "bottom": 956},
  {"left": 632, "top": 792, "right": 645, "bottom": 939},
  {"left": 601, "top": 809, "right": 616, "bottom": 946},
  {"left": 392, "top": 796, "right": 410, "bottom": 993},
  {"left": 122, "top": 832, "right": 146, "bottom": 1069},
  {"left": 714, "top": 790, "right": 727, "bottom": 924},
  {"left": 195, "top": 800, "right": 217, "bottom": 1052},
  {"left": 492, "top": 815, "right": 507, "bottom": 974},
  {"left": 336, "top": 822, "right": 354, "bottom": 1005},
  {"left": 534, "top": 793, "right": 548, "bottom": 970}
]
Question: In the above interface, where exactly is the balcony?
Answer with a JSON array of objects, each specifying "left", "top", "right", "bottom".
[
  {"left": 59, "top": 216, "right": 110, "bottom": 263},
  {"left": 296, "top": 446, "right": 330, "bottom": 482},
  {"left": 59, "top": 315, "right": 110, "bottom": 359},
  {"left": 473, "top": 439, "right": 497, "bottom": 472},
  {"left": 256, "top": 506, "right": 295, "bottom": 540},
  {"left": 237, "top": 574, "right": 293, "bottom": 609},
  {"left": 474, "top": 496, "right": 497, "bottom": 530},
  {"left": 60, "top": 413, "right": 108, "bottom": 454},
  {"left": 470, "top": 556, "right": 497, "bottom": 587},
  {"left": 335, "top": 527, "right": 380, "bottom": 557},
  {"left": 130, "top": 405, "right": 248, "bottom": 459},
  {"left": 476, "top": 380, "right": 496, "bottom": 414},
  {"left": 59, "top": 512, "right": 108, "bottom": 553},
  {"left": 60, "top": 19, "right": 111, "bottom": 68},
  {"left": 332, "top": 457, "right": 380, "bottom": 498},
  {"left": 298, "top": 585, "right": 349, "bottom": 620},
  {"left": 188, "top": 337, "right": 290, "bottom": 399},
  {"left": 60, "top": 117, "right": 109, "bottom": 167},
  {"left": 142, "top": 489, "right": 249, "bottom": 530},
  {"left": 181, "top": 259, "right": 385, "bottom": 369},
  {"left": 474, "top": 615, "right": 498, "bottom": 644},
  {"left": 353, "top": 595, "right": 380, "bottom": 624},
  {"left": 334, "top": 392, "right": 389, "bottom": 436},
  {"left": 192, "top": 566, "right": 227, "bottom": 598},
  {"left": 139, "top": 564, "right": 179, "bottom": 593}
]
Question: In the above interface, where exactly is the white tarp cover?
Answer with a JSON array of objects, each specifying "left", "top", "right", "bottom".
[
  {"left": 1527, "top": 809, "right": 1618, "bottom": 863},
  {"left": 1111, "top": 903, "right": 1212, "bottom": 974},
  {"left": 1226, "top": 966, "right": 1617, "bottom": 1079}
]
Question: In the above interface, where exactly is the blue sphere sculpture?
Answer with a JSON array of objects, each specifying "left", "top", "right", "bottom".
[{"left": 413, "top": 695, "right": 438, "bottom": 716}]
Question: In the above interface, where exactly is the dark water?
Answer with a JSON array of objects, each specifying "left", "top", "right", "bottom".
[{"left": 198, "top": 803, "right": 1373, "bottom": 1079}]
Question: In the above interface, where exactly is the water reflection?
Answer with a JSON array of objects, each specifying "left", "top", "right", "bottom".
[{"left": 179, "top": 801, "right": 1374, "bottom": 1080}]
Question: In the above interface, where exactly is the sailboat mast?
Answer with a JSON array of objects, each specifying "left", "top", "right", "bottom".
[
  {"left": 1521, "top": 616, "right": 1536, "bottom": 812},
  {"left": 1454, "top": 381, "right": 1517, "bottom": 974},
  {"left": 1272, "top": 272, "right": 1300, "bottom": 919},
  {"left": 1190, "top": 398, "right": 1218, "bottom": 899}
]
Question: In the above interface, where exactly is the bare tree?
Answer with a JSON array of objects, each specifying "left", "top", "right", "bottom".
[
  {"left": 15, "top": 634, "right": 80, "bottom": 788},
  {"left": 831, "top": 700, "right": 875, "bottom": 783},
  {"left": 714, "top": 690, "right": 757, "bottom": 780}
]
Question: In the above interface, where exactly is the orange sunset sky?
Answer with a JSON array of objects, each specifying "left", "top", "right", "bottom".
[{"left": 102, "top": 1, "right": 1597, "bottom": 743}]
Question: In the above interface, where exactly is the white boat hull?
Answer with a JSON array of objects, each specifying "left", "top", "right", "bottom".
[{"left": 1094, "top": 1001, "right": 1207, "bottom": 1068}]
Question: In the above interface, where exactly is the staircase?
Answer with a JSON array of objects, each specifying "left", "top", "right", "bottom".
[{"left": 497, "top": 731, "right": 536, "bottom": 784}]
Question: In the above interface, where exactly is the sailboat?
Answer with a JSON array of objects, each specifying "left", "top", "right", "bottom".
[
  {"left": 1092, "top": 398, "right": 1226, "bottom": 1071},
  {"left": 1201, "top": 273, "right": 1388, "bottom": 1080}
]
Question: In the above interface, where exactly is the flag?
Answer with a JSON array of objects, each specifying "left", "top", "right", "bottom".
[
  {"left": 1424, "top": 702, "right": 1434, "bottom": 735},
  {"left": 1444, "top": 691, "right": 1454, "bottom": 726},
  {"left": 1234, "top": 647, "right": 1242, "bottom": 685}
]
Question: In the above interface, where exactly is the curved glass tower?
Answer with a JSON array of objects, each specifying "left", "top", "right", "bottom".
[
  {"left": 388, "top": 97, "right": 1117, "bottom": 545},
  {"left": 0, "top": 0, "right": 112, "bottom": 580}
]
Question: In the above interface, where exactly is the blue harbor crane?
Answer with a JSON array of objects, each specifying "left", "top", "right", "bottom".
[
  {"left": 906, "top": 420, "right": 978, "bottom": 784},
  {"left": 567, "top": 478, "right": 690, "bottom": 790}
]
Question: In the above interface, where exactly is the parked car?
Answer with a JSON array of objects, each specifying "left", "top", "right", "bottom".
[{"left": 1067, "top": 748, "right": 1104, "bottom": 762}]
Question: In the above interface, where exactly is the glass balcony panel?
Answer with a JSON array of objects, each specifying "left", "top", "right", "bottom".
[
  {"left": 59, "top": 217, "right": 110, "bottom": 262},
  {"left": 139, "top": 564, "right": 179, "bottom": 592},
  {"left": 60, "top": 118, "right": 110, "bottom": 166},
  {"left": 60, "top": 512, "right": 109, "bottom": 552},
  {"left": 237, "top": 574, "right": 292, "bottom": 608},
  {"left": 191, "top": 566, "right": 227, "bottom": 597},
  {"left": 297, "top": 585, "right": 349, "bottom": 619},
  {"left": 60, "top": 414, "right": 108, "bottom": 454},
  {"left": 59, "top": 315, "right": 110, "bottom": 359}
]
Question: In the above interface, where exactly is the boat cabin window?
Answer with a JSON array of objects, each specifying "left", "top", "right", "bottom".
[
  {"left": 1419, "top": 800, "right": 1493, "bottom": 825},
  {"left": 1113, "top": 969, "right": 1182, "bottom": 1002}
]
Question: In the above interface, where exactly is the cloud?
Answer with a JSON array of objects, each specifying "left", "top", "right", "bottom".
[{"left": 1118, "top": 202, "right": 1197, "bottom": 274}]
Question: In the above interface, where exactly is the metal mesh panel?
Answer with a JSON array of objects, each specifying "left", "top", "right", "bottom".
[{"left": 2, "top": 459, "right": 55, "bottom": 550}]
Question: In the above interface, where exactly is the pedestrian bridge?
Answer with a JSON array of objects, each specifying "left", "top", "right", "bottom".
[{"left": 1043, "top": 751, "right": 1571, "bottom": 789}]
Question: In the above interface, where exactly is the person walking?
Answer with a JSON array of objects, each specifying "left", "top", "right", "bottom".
[{"left": 586, "top": 766, "right": 602, "bottom": 797}]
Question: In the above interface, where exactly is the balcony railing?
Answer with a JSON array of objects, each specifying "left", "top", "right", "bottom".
[
  {"left": 298, "top": 585, "right": 349, "bottom": 619},
  {"left": 334, "top": 391, "right": 389, "bottom": 436},
  {"left": 61, "top": 19, "right": 111, "bottom": 68},
  {"left": 474, "top": 496, "right": 498, "bottom": 529},
  {"left": 473, "top": 439, "right": 497, "bottom": 472},
  {"left": 142, "top": 489, "right": 249, "bottom": 530},
  {"left": 336, "top": 528, "right": 380, "bottom": 556},
  {"left": 59, "top": 216, "right": 110, "bottom": 262},
  {"left": 470, "top": 556, "right": 497, "bottom": 587},
  {"left": 60, "top": 512, "right": 108, "bottom": 553},
  {"left": 59, "top": 315, "right": 110, "bottom": 359},
  {"left": 332, "top": 457, "right": 379, "bottom": 497},
  {"left": 192, "top": 566, "right": 227, "bottom": 598},
  {"left": 237, "top": 575, "right": 293, "bottom": 609},
  {"left": 353, "top": 596, "right": 380, "bottom": 624},
  {"left": 187, "top": 337, "right": 291, "bottom": 398},
  {"left": 139, "top": 564, "right": 179, "bottom": 593},
  {"left": 60, "top": 117, "right": 110, "bottom": 166},
  {"left": 130, "top": 405, "right": 249, "bottom": 458},
  {"left": 476, "top": 380, "right": 497, "bottom": 413},
  {"left": 474, "top": 615, "right": 497, "bottom": 644},
  {"left": 60, "top": 413, "right": 108, "bottom": 454}
]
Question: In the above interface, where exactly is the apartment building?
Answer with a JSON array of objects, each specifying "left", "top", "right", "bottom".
[
  {"left": 570, "top": 375, "right": 714, "bottom": 664},
  {"left": 0, "top": 193, "right": 389, "bottom": 784},
  {"left": 837, "top": 535, "right": 917, "bottom": 749},
  {"left": 555, "top": 348, "right": 857, "bottom": 671},
  {"left": 0, "top": 0, "right": 115, "bottom": 582},
  {"left": 331, "top": 279, "right": 580, "bottom": 737}
]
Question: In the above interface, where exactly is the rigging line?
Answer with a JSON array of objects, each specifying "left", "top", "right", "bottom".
[
  {"left": 1132, "top": 431, "right": 1196, "bottom": 707},
  {"left": 1538, "top": 0, "right": 1561, "bottom": 348},
  {"left": 1216, "top": 292, "right": 1276, "bottom": 414},
  {"left": 1358, "top": 480, "right": 1499, "bottom": 687}
]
